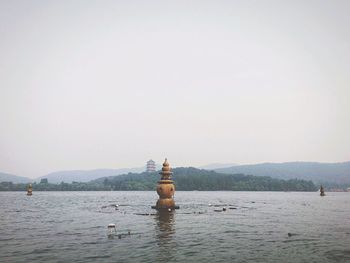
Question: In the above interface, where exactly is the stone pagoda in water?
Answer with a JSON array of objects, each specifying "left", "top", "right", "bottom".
[
  {"left": 320, "top": 185, "right": 325, "bottom": 196},
  {"left": 27, "top": 183, "right": 33, "bottom": 196},
  {"left": 152, "top": 158, "right": 179, "bottom": 210}
]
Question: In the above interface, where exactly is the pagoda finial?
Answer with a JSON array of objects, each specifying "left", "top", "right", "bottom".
[{"left": 161, "top": 158, "right": 172, "bottom": 177}]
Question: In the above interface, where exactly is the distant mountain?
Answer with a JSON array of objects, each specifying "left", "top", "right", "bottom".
[
  {"left": 199, "top": 163, "right": 237, "bottom": 170},
  {"left": 215, "top": 162, "right": 350, "bottom": 187},
  {"left": 37, "top": 167, "right": 146, "bottom": 183},
  {"left": 0, "top": 172, "right": 31, "bottom": 183}
]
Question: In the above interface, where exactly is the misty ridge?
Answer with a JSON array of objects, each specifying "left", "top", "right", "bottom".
[{"left": 215, "top": 161, "right": 350, "bottom": 188}]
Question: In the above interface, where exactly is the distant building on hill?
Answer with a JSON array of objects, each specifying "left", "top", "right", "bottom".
[{"left": 146, "top": 160, "right": 156, "bottom": 173}]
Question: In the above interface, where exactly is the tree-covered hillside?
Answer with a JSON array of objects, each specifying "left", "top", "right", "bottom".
[{"left": 94, "top": 167, "right": 317, "bottom": 191}]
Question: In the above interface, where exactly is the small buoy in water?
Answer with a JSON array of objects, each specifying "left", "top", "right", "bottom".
[
  {"left": 118, "top": 234, "right": 122, "bottom": 239},
  {"left": 288, "top": 233, "right": 292, "bottom": 237},
  {"left": 223, "top": 207, "right": 227, "bottom": 211},
  {"left": 128, "top": 230, "right": 131, "bottom": 235}
]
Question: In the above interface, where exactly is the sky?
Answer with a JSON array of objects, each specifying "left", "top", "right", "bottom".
[{"left": 0, "top": 0, "right": 349, "bottom": 178}]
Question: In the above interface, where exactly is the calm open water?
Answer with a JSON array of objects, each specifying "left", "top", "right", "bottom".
[{"left": 1, "top": 191, "right": 350, "bottom": 263}]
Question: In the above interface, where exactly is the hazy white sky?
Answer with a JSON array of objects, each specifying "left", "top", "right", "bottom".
[{"left": 1, "top": 0, "right": 349, "bottom": 178}]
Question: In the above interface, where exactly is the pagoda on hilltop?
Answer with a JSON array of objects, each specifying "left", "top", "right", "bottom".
[
  {"left": 152, "top": 158, "right": 179, "bottom": 210},
  {"left": 146, "top": 159, "right": 156, "bottom": 173}
]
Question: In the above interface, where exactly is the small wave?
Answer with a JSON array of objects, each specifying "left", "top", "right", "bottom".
[
  {"left": 325, "top": 249, "right": 350, "bottom": 261},
  {"left": 282, "top": 238, "right": 318, "bottom": 243},
  {"left": 0, "top": 238, "right": 14, "bottom": 241},
  {"left": 84, "top": 255, "right": 111, "bottom": 259},
  {"left": 81, "top": 241, "right": 98, "bottom": 245},
  {"left": 31, "top": 248, "right": 52, "bottom": 254}
]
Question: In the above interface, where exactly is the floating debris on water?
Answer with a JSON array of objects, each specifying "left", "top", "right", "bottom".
[
  {"left": 135, "top": 213, "right": 157, "bottom": 216},
  {"left": 178, "top": 211, "right": 206, "bottom": 215},
  {"left": 110, "top": 232, "right": 133, "bottom": 240},
  {"left": 108, "top": 223, "right": 116, "bottom": 230},
  {"left": 107, "top": 224, "right": 133, "bottom": 239},
  {"left": 107, "top": 223, "right": 117, "bottom": 237}
]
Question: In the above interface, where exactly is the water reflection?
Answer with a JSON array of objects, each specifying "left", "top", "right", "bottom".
[{"left": 154, "top": 211, "right": 177, "bottom": 262}]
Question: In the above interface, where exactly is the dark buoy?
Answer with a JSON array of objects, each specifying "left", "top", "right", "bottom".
[
  {"left": 288, "top": 233, "right": 292, "bottom": 237},
  {"left": 223, "top": 207, "right": 226, "bottom": 211}
]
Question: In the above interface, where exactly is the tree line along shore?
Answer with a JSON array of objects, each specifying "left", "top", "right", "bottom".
[{"left": 0, "top": 167, "right": 317, "bottom": 191}]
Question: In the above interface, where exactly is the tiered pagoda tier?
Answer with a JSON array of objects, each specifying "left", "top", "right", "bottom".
[
  {"left": 152, "top": 158, "right": 179, "bottom": 210},
  {"left": 146, "top": 159, "right": 156, "bottom": 173}
]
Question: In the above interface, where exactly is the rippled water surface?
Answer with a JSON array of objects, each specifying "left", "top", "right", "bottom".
[{"left": 1, "top": 191, "right": 350, "bottom": 262}]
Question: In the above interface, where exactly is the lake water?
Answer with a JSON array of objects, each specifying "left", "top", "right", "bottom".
[{"left": 1, "top": 191, "right": 350, "bottom": 262}]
